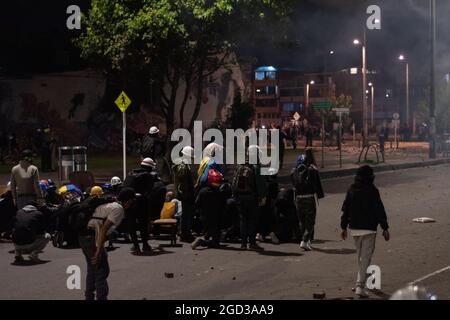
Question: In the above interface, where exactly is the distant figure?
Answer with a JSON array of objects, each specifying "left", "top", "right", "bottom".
[
  {"left": 10, "top": 150, "right": 42, "bottom": 210},
  {"left": 305, "top": 126, "right": 313, "bottom": 147},
  {"left": 289, "top": 125, "right": 298, "bottom": 150},
  {"left": 141, "top": 126, "right": 171, "bottom": 184}
]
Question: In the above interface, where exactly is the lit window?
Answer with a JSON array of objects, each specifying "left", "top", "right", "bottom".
[
  {"left": 350, "top": 68, "right": 358, "bottom": 75},
  {"left": 255, "top": 72, "right": 265, "bottom": 80}
]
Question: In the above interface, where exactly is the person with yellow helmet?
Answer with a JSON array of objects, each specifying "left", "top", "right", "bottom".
[{"left": 90, "top": 186, "right": 104, "bottom": 198}]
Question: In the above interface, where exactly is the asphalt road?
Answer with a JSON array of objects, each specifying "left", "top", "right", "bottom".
[{"left": 1, "top": 164, "right": 450, "bottom": 300}]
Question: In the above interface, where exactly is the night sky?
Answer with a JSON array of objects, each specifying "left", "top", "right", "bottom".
[{"left": 1, "top": 0, "right": 449, "bottom": 84}]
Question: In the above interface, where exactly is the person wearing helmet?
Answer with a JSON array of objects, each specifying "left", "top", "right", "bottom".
[
  {"left": 10, "top": 149, "right": 43, "bottom": 210},
  {"left": 340, "top": 165, "right": 390, "bottom": 298},
  {"left": 196, "top": 143, "right": 224, "bottom": 189},
  {"left": 172, "top": 146, "right": 196, "bottom": 242},
  {"left": 110, "top": 176, "right": 122, "bottom": 196},
  {"left": 291, "top": 148, "right": 324, "bottom": 251},
  {"left": 90, "top": 186, "right": 104, "bottom": 198},
  {"left": 141, "top": 126, "right": 171, "bottom": 184},
  {"left": 191, "top": 165, "right": 225, "bottom": 250},
  {"left": 121, "top": 158, "right": 160, "bottom": 254},
  {"left": 231, "top": 145, "right": 267, "bottom": 251}
]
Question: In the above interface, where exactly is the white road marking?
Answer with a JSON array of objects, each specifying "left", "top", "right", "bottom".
[{"left": 409, "top": 266, "right": 450, "bottom": 285}]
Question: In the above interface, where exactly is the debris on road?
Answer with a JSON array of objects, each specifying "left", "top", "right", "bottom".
[
  {"left": 313, "top": 291, "right": 326, "bottom": 300},
  {"left": 210, "top": 266, "right": 214, "bottom": 270},
  {"left": 232, "top": 276, "right": 236, "bottom": 280},
  {"left": 412, "top": 217, "right": 436, "bottom": 223},
  {"left": 164, "top": 272, "right": 174, "bottom": 278}
]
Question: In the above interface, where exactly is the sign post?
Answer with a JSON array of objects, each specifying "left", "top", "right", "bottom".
[
  {"left": 115, "top": 91, "right": 132, "bottom": 180},
  {"left": 333, "top": 108, "right": 350, "bottom": 168},
  {"left": 312, "top": 102, "right": 332, "bottom": 168},
  {"left": 393, "top": 113, "right": 400, "bottom": 150}
]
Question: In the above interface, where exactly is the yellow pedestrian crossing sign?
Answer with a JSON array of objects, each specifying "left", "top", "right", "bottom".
[{"left": 115, "top": 91, "right": 132, "bottom": 113}]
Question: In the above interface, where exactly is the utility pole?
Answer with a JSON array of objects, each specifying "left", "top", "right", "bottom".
[
  {"left": 362, "top": 30, "right": 368, "bottom": 146},
  {"left": 429, "top": 0, "right": 437, "bottom": 159}
]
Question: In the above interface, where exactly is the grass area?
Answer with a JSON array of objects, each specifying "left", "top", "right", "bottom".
[{"left": 0, "top": 154, "right": 141, "bottom": 176}]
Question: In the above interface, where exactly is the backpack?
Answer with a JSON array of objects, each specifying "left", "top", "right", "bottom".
[
  {"left": 66, "top": 197, "right": 112, "bottom": 235},
  {"left": 123, "top": 169, "right": 154, "bottom": 195},
  {"left": 173, "top": 162, "right": 194, "bottom": 198},
  {"left": 233, "top": 164, "right": 255, "bottom": 193},
  {"left": 207, "top": 169, "right": 224, "bottom": 188},
  {"left": 141, "top": 135, "right": 155, "bottom": 158},
  {"left": 292, "top": 164, "right": 311, "bottom": 192}
]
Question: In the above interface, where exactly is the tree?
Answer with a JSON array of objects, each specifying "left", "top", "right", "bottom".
[
  {"left": 76, "top": 0, "right": 293, "bottom": 150},
  {"left": 228, "top": 91, "right": 255, "bottom": 130},
  {"left": 416, "top": 81, "right": 450, "bottom": 134}
]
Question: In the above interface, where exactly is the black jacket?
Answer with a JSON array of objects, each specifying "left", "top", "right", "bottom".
[
  {"left": 141, "top": 135, "right": 165, "bottom": 159},
  {"left": 340, "top": 182, "right": 389, "bottom": 231},
  {"left": 12, "top": 205, "right": 50, "bottom": 245},
  {"left": 291, "top": 165, "right": 324, "bottom": 199}
]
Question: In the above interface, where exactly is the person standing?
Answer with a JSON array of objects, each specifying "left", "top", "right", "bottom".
[
  {"left": 305, "top": 125, "right": 313, "bottom": 147},
  {"left": 122, "top": 158, "right": 157, "bottom": 254},
  {"left": 291, "top": 149, "right": 324, "bottom": 251},
  {"left": 290, "top": 125, "right": 298, "bottom": 150},
  {"left": 340, "top": 165, "right": 390, "bottom": 298},
  {"left": 232, "top": 145, "right": 267, "bottom": 250},
  {"left": 173, "top": 146, "right": 196, "bottom": 242},
  {"left": 79, "top": 188, "right": 136, "bottom": 300},
  {"left": 141, "top": 126, "right": 171, "bottom": 184},
  {"left": 10, "top": 149, "right": 42, "bottom": 210},
  {"left": 271, "top": 124, "right": 287, "bottom": 170}
]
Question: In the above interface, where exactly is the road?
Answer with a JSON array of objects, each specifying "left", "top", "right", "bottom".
[{"left": 1, "top": 164, "right": 450, "bottom": 300}]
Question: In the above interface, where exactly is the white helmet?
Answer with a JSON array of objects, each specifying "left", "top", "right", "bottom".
[
  {"left": 141, "top": 157, "right": 156, "bottom": 168},
  {"left": 6, "top": 181, "right": 11, "bottom": 191},
  {"left": 149, "top": 126, "right": 160, "bottom": 135},
  {"left": 181, "top": 146, "right": 194, "bottom": 158},
  {"left": 110, "top": 176, "right": 122, "bottom": 186},
  {"left": 203, "top": 142, "right": 223, "bottom": 158}
]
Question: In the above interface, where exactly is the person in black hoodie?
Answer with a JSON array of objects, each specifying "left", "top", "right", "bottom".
[
  {"left": 12, "top": 203, "right": 54, "bottom": 263},
  {"left": 340, "top": 165, "right": 390, "bottom": 298}
]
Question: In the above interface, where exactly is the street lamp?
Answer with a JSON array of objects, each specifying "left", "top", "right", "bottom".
[
  {"left": 429, "top": 0, "right": 437, "bottom": 159},
  {"left": 306, "top": 80, "right": 315, "bottom": 109},
  {"left": 369, "top": 82, "right": 375, "bottom": 129},
  {"left": 398, "top": 54, "right": 410, "bottom": 130},
  {"left": 353, "top": 35, "right": 368, "bottom": 146}
]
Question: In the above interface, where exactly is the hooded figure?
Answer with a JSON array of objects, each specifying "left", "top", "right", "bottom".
[{"left": 340, "top": 165, "right": 390, "bottom": 298}]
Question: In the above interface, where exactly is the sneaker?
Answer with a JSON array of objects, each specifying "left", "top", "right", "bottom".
[
  {"left": 306, "top": 241, "right": 313, "bottom": 251},
  {"left": 29, "top": 252, "right": 42, "bottom": 263},
  {"left": 270, "top": 232, "right": 279, "bottom": 244},
  {"left": 355, "top": 287, "right": 369, "bottom": 298},
  {"left": 191, "top": 237, "right": 203, "bottom": 250},
  {"left": 248, "top": 243, "right": 264, "bottom": 251},
  {"left": 14, "top": 255, "right": 24, "bottom": 264},
  {"left": 240, "top": 243, "right": 248, "bottom": 250},
  {"left": 300, "top": 241, "right": 308, "bottom": 250},
  {"left": 130, "top": 245, "right": 141, "bottom": 255}
]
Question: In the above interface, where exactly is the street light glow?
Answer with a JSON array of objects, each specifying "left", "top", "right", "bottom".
[
  {"left": 398, "top": 54, "right": 405, "bottom": 61},
  {"left": 353, "top": 39, "right": 360, "bottom": 45},
  {"left": 310, "top": 80, "right": 315, "bottom": 85},
  {"left": 368, "top": 82, "right": 373, "bottom": 87},
  {"left": 329, "top": 50, "right": 335, "bottom": 55}
]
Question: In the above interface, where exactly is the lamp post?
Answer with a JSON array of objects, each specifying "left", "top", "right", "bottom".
[
  {"left": 354, "top": 35, "right": 368, "bottom": 146},
  {"left": 429, "top": 0, "right": 437, "bottom": 159},
  {"left": 305, "top": 80, "right": 315, "bottom": 110},
  {"left": 369, "top": 82, "right": 375, "bottom": 129},
  {"left": 398, "top": 54, "right": 410, "bottom": 129}
]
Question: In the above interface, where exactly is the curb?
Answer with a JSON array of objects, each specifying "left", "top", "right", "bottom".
[{"left": 277, "top": 157, "right": 450, "bottom": 183}]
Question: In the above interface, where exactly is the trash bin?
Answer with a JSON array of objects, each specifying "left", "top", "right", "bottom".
[
  {"left": 73, "top": 146, "right": 88, "bottom": 172},
  {"left": 59, "top": 146, "right": 74, "bottom": 183}
]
